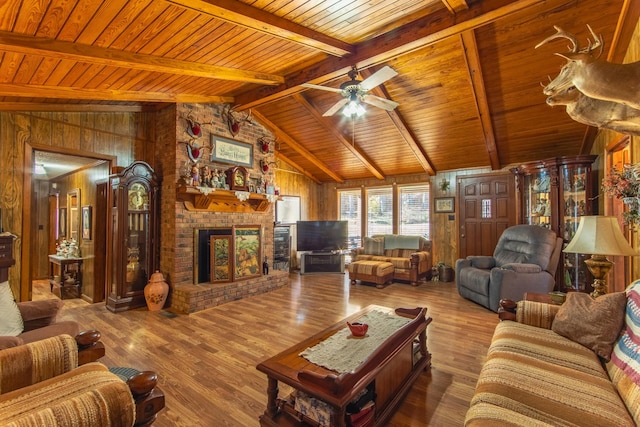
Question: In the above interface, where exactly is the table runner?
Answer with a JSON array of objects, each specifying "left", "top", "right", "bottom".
[{"left": 299, "top": 310, "right": 412, "bottom": 373}]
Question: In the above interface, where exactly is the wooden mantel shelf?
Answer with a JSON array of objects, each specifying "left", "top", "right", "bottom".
[{"left": 176, "top": 185, "right": 278, "bottom": 212}]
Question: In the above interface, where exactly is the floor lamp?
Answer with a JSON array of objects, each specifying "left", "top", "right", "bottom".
[{"left": 564, "top": 216, "right": 636, "bottom": 298}]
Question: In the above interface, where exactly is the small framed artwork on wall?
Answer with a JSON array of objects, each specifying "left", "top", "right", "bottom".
[{"left": 434, "top": 197, "right": 455, "bottom": 213}]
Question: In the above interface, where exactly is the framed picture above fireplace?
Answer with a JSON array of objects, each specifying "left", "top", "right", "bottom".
[{"left": 234, "top": 225, "right": 262, "bottom": 281}]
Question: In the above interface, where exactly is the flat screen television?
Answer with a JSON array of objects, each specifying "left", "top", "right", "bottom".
[{"left": 296, "top": 221, "right": 348, "bottom": 252}]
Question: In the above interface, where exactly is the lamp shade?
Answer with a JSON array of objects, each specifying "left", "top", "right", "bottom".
[{"left": 564, "top": 216, "right": 636, "bottom": 256}]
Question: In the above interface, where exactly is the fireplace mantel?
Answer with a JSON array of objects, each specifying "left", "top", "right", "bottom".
[{"left": 176, "top": 185, "right": 277, "bottom": 212}]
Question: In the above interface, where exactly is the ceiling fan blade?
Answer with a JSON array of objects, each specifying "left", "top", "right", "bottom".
[
  {"left": 301, "top": 83, "right": 343, "bottom": 93},
  {"left": 323, "top": 98, "right": 349, "bottom": 116},
  {"left": 362, "top": 94, "right": 399, "bottom": 111},
  {"left": 359, "top": 66, "right": 398, "bottom": 91}
]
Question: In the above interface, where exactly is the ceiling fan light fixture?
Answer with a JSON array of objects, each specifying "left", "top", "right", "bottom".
[{"left": 343, "top": 96, "right": 365, "bottom": 117}]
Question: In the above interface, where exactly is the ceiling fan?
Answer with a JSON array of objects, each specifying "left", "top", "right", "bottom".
[{"left": 301, "top": 66, "right": 400, "bottom": 117}]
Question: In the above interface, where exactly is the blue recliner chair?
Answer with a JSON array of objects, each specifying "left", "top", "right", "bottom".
[{"left": 455, "top": 225, "right": 563, "bottom": 312}]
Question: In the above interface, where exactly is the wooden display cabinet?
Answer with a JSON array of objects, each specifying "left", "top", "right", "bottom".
[
  {"left": 512, "top": 155, "right": 597, "bottom": 292},
  {"left": 106, "top": 162, "right": 159, "bottom": 312}
]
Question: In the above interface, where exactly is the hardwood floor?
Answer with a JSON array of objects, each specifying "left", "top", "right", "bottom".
[{"left": 34, "top": 272, "right": 498, "bottom": 426}]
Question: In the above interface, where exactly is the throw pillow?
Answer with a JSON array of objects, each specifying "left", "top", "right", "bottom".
[
  {"left": 552, "top": 291, "right": 626, "bottom": 361},
  {"left": 0, "top": 281, "right": 24, "bottom": 336},
  {"left": 363, "top": 237, "right": 384, "bottom": 256},
  {"left": 610, "top": 279, "right": 640, "bottom": 387}
]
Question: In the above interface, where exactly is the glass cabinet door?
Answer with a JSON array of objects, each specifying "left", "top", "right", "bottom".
[
  {"left": 125, "top": 182, "right": 150, "bottom": 294},
  {"left": 107, "top": 161, "right": 158, "bottom": 312},
  {"left": 560, "top": 164, "right": 591, "bottom": 292},
  {"left": 523, "top": 170, "right": 552, "bottom": 229}
]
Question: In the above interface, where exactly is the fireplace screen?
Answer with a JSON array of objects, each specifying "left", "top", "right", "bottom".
[
  {"left": 195, "top": 226, "right": 262, "bottom": 284},
  {"left": 210, "top": 236, "right": 231, "bottom": 283},
  {"left": 234, "top": 226, "right": 262, "bottom": 280}
]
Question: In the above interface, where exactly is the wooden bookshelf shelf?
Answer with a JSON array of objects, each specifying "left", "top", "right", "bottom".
[{"left": 176, "top": 185, "right": 277, "bottom": 213}]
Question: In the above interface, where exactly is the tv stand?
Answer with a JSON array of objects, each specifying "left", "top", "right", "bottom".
[{"left": 300, "top": 252, "right": 344, "bottom": 274}]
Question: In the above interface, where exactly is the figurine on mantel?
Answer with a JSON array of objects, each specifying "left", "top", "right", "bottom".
[
  {"left": 190, "top": 164, "right": 200, "bottom": 186},
  {"left": 200, "top": 165, "right": 212, "bottom": 187}
]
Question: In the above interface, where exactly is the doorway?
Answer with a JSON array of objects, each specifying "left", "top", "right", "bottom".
[
  {"left": 457, "top": 172, "right": 517, "bottom": 259},
  {"left": 25, "top": 144, "right": 114, "bottom": 303}
]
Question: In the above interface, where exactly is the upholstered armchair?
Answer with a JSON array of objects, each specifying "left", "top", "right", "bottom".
[
  {"left": 455, "top": 225, "right": 563, "bottom": 312},
  {"left": 0, "top": 298, "right": 80, "bottom": 350},
  {"left": 0, "top": 334, "right": 165, "bottom": 426}
]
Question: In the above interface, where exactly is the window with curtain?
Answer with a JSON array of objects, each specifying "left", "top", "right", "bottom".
[
  {"left": 367, "top": 187, "right": 393, "bottom": 237},
  {"left": 338, "top": 189, "right": 362, "bottom": 249},
  {"left": 398, "top": 184, "right": 430, "bottom": 239}
]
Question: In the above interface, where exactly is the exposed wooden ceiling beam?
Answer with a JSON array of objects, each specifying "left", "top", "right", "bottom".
[
  {"left": 251, "top": 110, "right": 344, "bottom": 183},
  {"left": 460, "top": 30, "right": 500, "bottom": 170},
  {"left": 292, "top": 93, "right": 385, "bottom": 180},
  {"left": 235, "top": 0, "right": 548, "bottom": 109},
  {"left": 164, "top": 0, "right": 353, "bottom": 57},
  {"left": 0, "top": 30, "right": 284, "bottom": 86},
  {"left": 441, "top": 0, "right": 470, "bottom": 13},
  {"left": 274, "top": 152, "right": 321, "bottom": 184},
  {"left": 0, "top": 102, "right": 161, "bottom": 112},
  {"left": 0, "top": 83, "right": 232, "bottom": 103},
  {"left": 359, "top": 68, "right": 436, "bottom": 175}
]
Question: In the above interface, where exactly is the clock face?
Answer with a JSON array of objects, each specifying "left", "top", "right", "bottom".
[
  {"left": 226, "top": 166, "right": 248, "bottom": 190},
  {"left": 128, "top": 183, "right": 147, "bottom": 210},
  {"left": 234, "top": 170, "right": 245, "bottom": 186}
]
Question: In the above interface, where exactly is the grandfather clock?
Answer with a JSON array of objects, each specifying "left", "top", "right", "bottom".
[{"left": 106, "top": 162, "right": 159, "bottom": 312}]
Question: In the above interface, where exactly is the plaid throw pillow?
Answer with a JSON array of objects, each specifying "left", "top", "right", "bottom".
[{"left": 363, "top": 237, "right": 384, "bottom": 256}]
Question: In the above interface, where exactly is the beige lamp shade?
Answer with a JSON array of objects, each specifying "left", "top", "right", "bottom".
[{"left": 564, "top": 216, "right": 636, "bottom": 256}]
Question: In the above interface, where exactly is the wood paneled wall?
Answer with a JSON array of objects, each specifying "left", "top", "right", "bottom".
[
  {"left": 0, "top": 111, "right": 155, "bottom": 301},
  {"left": 590, "top": 20, "right": 640, "bottom": 289}
]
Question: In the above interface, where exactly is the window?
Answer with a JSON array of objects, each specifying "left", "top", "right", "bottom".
[
  {"left": 338, "top": 183, "right": 430, "bottom": 244},
  {"left": 367, "top": 187, "right": 393, "bottom": 236},
  {"left": 399, "top": 184, "right": 430, "bottom": 239},
  {"left": 338, "top": 189, "right": 362, "bottom": 249}
]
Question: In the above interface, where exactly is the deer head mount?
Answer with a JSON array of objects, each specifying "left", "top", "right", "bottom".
[
  {"left": 185, "top": 111, "right": 202, "bottom": 139},
  {"left": 259, "top": 159, "right": 277, "bottom": 173},
  {"left": 222, "top": 104, "right": 254, "bottom": 136},
  {"left": 537, "top": 25, "right": 640, "bottom": 135},
  {"left": 536, "top": 25, "right": 640, "bottom": 110},
  {"left": 257, "top": 136, "right": 276, "bottom": 154}
]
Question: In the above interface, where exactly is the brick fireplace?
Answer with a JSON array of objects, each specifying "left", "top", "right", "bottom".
[{"left": 156, "top": 103, "right": 289, "bottom": 314}]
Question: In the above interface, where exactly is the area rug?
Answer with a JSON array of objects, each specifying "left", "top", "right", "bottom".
[{"left": 299, "top": 310, "right": 411, "bottom": 373}]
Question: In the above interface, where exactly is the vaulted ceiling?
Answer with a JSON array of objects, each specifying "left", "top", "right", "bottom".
[{"left": 0, "top": 0, "right": 638, "bottom": 183}]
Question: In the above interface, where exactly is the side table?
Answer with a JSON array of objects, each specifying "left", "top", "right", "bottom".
[{"left": 48, "top": 255, "right": 83, "bottom": 299}]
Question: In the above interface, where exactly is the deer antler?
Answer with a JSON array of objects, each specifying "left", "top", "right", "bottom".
[
  {"left": 535, "top": 25, "right": 578, "bottom": 52},
  {"left": 582, "top": 24, "right": 604, "bottom": 58}
]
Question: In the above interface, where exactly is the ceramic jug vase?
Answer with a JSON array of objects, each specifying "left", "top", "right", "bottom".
[{"left": 144, "top": 271, "right": 169, "bottom": 311}]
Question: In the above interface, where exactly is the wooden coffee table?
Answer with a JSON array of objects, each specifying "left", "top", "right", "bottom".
[{"left": 256, "top": 305, "right": 432, "bottom": 427}]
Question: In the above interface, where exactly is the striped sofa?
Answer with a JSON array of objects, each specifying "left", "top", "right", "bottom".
[
  {"left": 351, "top": 235, "right": 432, "bottom": 285},
  {"left": 0, "top": 334, "right": 165, "bottom": 426},
  {"left": 465, "top": 281, "right": 640, "bottom": 426}
]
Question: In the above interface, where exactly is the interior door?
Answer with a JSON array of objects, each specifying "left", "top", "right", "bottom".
[
  {"left": 458, "top": 172, "right": 517, "bottom": 258},
  {"left": 605, "top": 136, "right": 631, "bottom": 293}
]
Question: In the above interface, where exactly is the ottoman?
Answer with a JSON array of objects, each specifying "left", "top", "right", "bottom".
[{"left": 348, "top": 260, "right": 394, "bottom": 288}]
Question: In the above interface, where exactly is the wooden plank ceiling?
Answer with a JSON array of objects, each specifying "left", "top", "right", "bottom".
[{"left": 0, "top": 0, "right": 637, "bottom": 182}]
